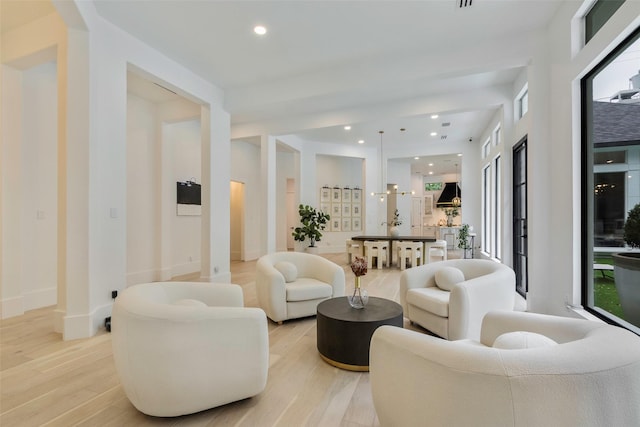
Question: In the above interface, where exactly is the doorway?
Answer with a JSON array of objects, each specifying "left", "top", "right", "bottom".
[
  {"left": 230, "top": 181, "right": 245, "bottom": 261},
  {"left": 286, "top": 178, "right": 296, "bottom": 250},
  {"left": 513, "top": 137, "right": 528, "bottom": 297}
]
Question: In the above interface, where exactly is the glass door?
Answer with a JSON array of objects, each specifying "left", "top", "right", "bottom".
[{"left": 513, "top": 137, "right": 528, "bottom": 297}]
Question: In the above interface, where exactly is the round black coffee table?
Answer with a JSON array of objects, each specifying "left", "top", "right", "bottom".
[{"left": 316, "top": 296, "right": 403, "bottom": 371}]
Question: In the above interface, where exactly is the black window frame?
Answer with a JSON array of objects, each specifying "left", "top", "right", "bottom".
[{"left": 581, "top": 26, "right": 640, "bottom": 331}]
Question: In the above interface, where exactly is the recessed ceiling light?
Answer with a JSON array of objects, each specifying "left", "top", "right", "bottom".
[
  {"left": 457, "top": 153, "right": 462, "bottom": 157},
  {"left": 414, "top": 157, "right": 419, "bottom": 160},
  {"left": 254, "top": 25, "right": 267, "bottom": 35},
  {"left": 431, "top": 114, "right": 439, "bottom": 119},
  {"left": 358, "top": 140, "right": 364, "bottom": 144},
  {"left": 428, "top": 163, "right": 434, "bottom": 166},
  {"left": 344, "top": 125, "right": 351, "bottom": 130},
  {"left": 430, "top": 132, "right": 437, "bottom": 136},
  {"left": 429, "top": 171, "right": 433, "bottom": 175}
]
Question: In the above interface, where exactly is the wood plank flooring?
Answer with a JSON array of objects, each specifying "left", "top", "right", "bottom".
[{"left": 1, "top": 252, "right": 446, "bottom": 427}]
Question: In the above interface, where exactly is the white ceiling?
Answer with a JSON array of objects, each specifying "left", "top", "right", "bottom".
[{"left": 4, "top": 0, "right": 566, "bottom": 174}]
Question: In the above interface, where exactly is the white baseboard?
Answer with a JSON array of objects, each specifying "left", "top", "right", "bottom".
[
  {"left": 172, "top": 261, "right": 202, "bottom": 277},
  {"left": 0, "top": 295, "right": 24, "bottom": 319},
  {"left": 23, "top": 286, "right": 57, "bottom": 311},
  {"left": 126, "top": 269, "right": 160, "bottom": 286}
]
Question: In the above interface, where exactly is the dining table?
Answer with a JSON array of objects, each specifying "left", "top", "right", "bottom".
[{"left": 351, "top": 235, "right": 436, "bottom": 267}]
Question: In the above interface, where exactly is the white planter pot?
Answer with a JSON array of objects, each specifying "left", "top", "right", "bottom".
[
  {"left": 389, "top": 226, "right": 400, "bottom": 237},
  {"left": 305, "top": 246, "right": 319, "bottom": 254},
  {"left": 613, "top": 252, "right": 640, "bottom": 327}
]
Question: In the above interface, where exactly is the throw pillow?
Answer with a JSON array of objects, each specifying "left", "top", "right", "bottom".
[
  {"left": 173, "top": 298, "right": 207, "bottom": 307},
  {"left": 275, "top": 261, "right": 298, "bottom": 282},
  {"left": 493, "top": 331, "right": 558, "bottom": 349},
  {"left": 434, "top": 267, "right": 465, "bottom": 291}
]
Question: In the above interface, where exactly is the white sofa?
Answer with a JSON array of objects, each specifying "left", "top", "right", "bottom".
[
  {"left": 112, "top": 282, "right": 269, "bottom": 417},
  {"left": 256, "top": 251, "right": 345, "bottom": 323},
  {"left": 370, "top": 310, "right": 640, "bottom": 427},
  {"left": 400, "top": 259, "right": 515, "bottom": 340}
]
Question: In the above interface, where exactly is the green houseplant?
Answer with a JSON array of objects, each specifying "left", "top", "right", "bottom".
[
  {"left": 292, "top": 204, "right": 330, "bottom": 250},
  {"left": 458, "top": 223, "right": 472, "bottom": 258},
  {"left": 612, "top": 203, "right": 640, "bottom": 327}
]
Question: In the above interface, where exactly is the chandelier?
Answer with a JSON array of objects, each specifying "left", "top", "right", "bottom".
[
  {"left": 451, "top": 162, "right": 462, "bottom": 207},
  {"left": 370, "top": 130, "right": 415, "bottom": 202}
]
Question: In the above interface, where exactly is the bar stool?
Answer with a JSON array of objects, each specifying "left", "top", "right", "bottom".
[
  {"left": 425, "top": 239, "right": 447, "bottom": 263},
  {"left": 364, "top": 240, "right": 389, "bottom": 269},
  {"left": 346, "top": 239, "right": 363, "bottom": 264},
  {"left": 396, "top": 241, "right": 423, "bottom": 270}
]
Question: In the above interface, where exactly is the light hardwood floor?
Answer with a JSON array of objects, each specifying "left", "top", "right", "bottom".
[{"left": 1, "top": 252, "right": 445, "bottom": 427}]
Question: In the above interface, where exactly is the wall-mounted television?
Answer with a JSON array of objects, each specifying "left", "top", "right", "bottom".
[{"left": 176, "top": 181, "right": 201, "bottom": 205}]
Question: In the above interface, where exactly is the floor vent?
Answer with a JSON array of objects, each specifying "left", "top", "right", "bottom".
[{"left": 458, "top": 0, "right": 473, "bottom": 7}]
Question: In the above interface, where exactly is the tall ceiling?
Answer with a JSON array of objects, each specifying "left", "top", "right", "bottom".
[{"left": 4, "top": 0, "right": 566, "bottom": 173}]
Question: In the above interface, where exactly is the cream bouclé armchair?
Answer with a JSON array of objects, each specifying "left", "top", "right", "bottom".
[
  {"left": 400, "top": 259, "right": 515, "bottom": 340},
  {"left": 256, "top": 251, "right": 345, "bottom": 323},
  {"left": 112, "top": 282, "right": 269, "bottom": 417},
  {"left": 370, "top": 310, "right": 640, "bottom": 427}
]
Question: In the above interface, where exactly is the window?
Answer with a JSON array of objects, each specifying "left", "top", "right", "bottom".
[
  {"left": 482, "top": 164, "right": 491, "bottom": 254},
  {"left": 585, "top": 0, "right": 626, "bottom": 44},
  {"left": 493, "top": 155, "right": 502, "bottom": 260},
  {"left": 482, "top": 138, "right": 491, "bottom": 159},
  {"left": 493, "top": 124, "right": 501, "bottom": 146},
  {"left": 516, "top": 86, "right": 529, "bottom": 120},
  {"left": 582, "top": 27, "right": 640, "bottom": 334}
]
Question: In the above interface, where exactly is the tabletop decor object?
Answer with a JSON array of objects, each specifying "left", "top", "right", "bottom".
[{"left": 349, "top": 256, "right": 369, "bottom": 309}]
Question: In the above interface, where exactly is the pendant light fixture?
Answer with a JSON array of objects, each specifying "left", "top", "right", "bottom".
[
  {"left": 370, "top": 131, "right": 388, "bottom": 202},
  {"left": 370, "top": 130, "right": 415, "bottom": 202},
  {"left": 451, "top": 162, "right": 462, "bottom": 207}
]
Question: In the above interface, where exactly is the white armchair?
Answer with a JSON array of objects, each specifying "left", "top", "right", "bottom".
[
  {"left": 370, "top": 311, "right": 640, "bottom": 427},
  {"left": 400, "top": 259, "right": 515, "bottom": 340},
  {"left": 112, "top": 282, "right": 268, "bottom": 417},
  {"left": 256, "top": 251, "right": 345, "bottom": 323}
]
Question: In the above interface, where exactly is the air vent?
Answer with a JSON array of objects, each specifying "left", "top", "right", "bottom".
[
  {"left": 441, "top": 135, "right": 448, "bottom": 140},
  {"left": 458, "top": 0, "right": 473, "bottom": 7},
  {"left": 442, "top": 122, "right": 451, "bottom": 127}
]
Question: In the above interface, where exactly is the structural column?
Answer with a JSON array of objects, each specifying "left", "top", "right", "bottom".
[{"left": 261, "top": 135, "right": 277, "bottom": 254}]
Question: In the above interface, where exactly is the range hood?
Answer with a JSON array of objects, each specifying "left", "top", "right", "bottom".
[{"left": 436, "top": 182, "right": 462, "bottom": 208}]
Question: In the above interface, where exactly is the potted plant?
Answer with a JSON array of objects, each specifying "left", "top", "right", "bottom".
[
  {"left": 612, "top": 203, "right": 640, "bottom": 326},
  {"left": 389, "top": 209, "right": 402, "bottom": 237},
  {"left": 458, "top": 223, "right": 472, "bottom": 258},
  {"left": 292, "top": 204, "right": 330, "bottom": 253},
  {"left": 442, "top": 207, "right": 459, "bottom": 227}
]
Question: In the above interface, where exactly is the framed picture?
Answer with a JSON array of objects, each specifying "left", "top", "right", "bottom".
[
  {"left": 320, "top": 202, "right": 330, "bottom": 214},
  {"left": 352, "top": 203, "right": 361, "bottom": 217},
  {"left": 352, "top": 217, "right": 362, "bottom": 231},
  {"left": 342, "top": 188, "right": 352, "bottom": 203},
  {"left": 342, "top": 203, "right": 351, "bottom": 217},
  {"left": 424, "top": 182, "right": 443, "bottom": 191},
  {"left": 320, "top": 187, "right": 331, "bottom": 203},
  {"left": 352, "top": 189, "right": 362, "bottom": 202},
  {"left": 342, "top": 217, "right": 352, "bottom": 232},
  {"left": 424, "top": 194, "right": 433, "bottom": 215},
  {"left": 331, "top": 218, "right": 341, "bottom": 232},
  {"left": 331, "top": 187, "right": 342, "bottom": 202},
  {"left": 331, "top": 203, "right": 341, "bottom": 217}
]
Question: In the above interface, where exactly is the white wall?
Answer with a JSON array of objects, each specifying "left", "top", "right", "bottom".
[
  {"left": 168, "top": 119, "right": 202, "bottom": 275},
  {"left": 126, "top": 93, "right": 158, "bottom": 284},
  {"left": 21, "top": 62, "right": 59, "bottom": 311},
  {"left": 230, "top": 140, "right": 262, "bottom": 260},
  {"left": 2, "top": 2, "right": 229, "bottom": 339},
  {"left": 315, "top": 154, "right": 365, "bottom": 252},
  {"left": 127, "top": 93, "right": 203, "bottom": 283}
]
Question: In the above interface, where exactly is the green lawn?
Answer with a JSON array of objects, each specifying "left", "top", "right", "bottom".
[{"left": 593, "top": 257, "right": 624, "bottom": 319}]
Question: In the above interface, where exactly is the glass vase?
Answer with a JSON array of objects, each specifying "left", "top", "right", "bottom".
[{"left": 348, "top": 277, "right": 369, "bottom": 309}]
